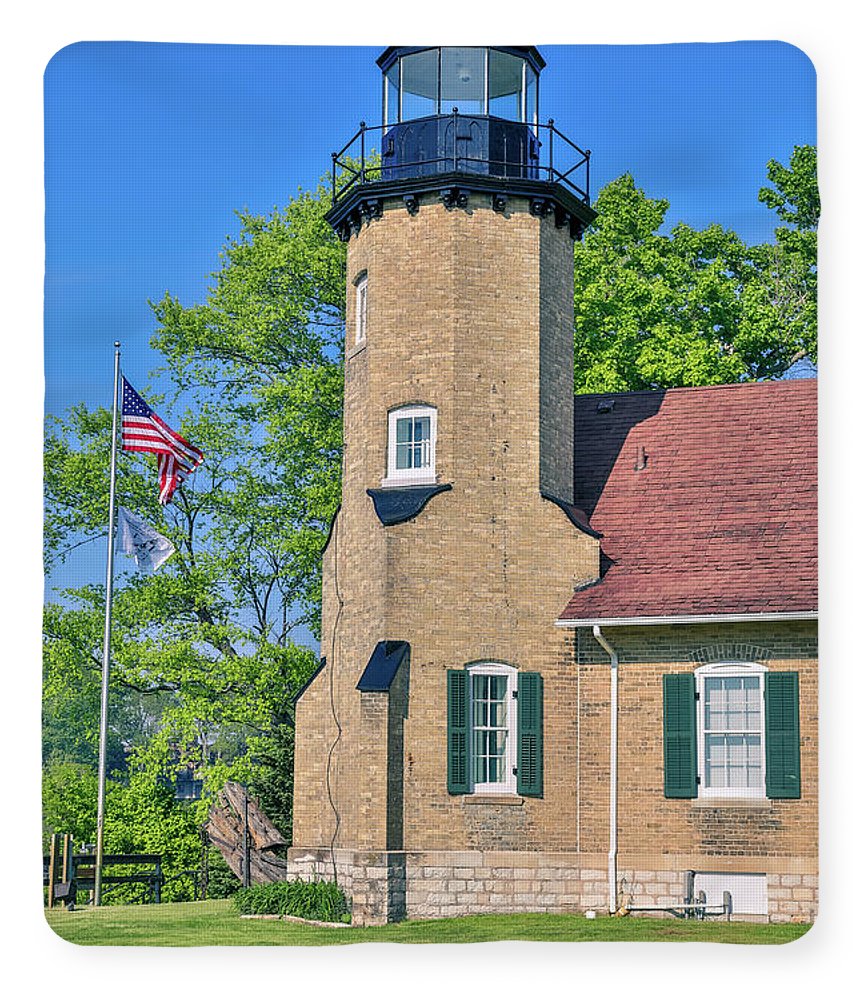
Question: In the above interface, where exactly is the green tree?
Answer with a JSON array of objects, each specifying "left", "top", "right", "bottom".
[
  {"left": 43, "top": 184, "right": 342, "bottom": 868},
  {"left": 150, "top": 180, "right": 345, "bottom": 630},
  {"left": 755, "top": 144, "right": 819, "bottom": 365},
  {"left": 44, "top": 149, "right": 818, "bottom": 876},
  {"left": 44, "top": 399, "right": 318, "bottom": 857},
  {"left": 573, "top": 146, "right": 818, "bottom": 391}
]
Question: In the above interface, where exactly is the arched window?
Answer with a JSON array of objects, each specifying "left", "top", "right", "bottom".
[
  {"left": 383, "top": 404, "right": 437, "bottom": 487},
  {"left": 664, "top": 662, "right": 801, "bottom": 800},
  {"left": 447, "top": 664, "right": 544, "bottom": 798},
  {"left": 354, "top": 271, "right": 368, "bottom": 345},
  {"left": 467, "top": 662, "right": 518, "bottom": 794}
]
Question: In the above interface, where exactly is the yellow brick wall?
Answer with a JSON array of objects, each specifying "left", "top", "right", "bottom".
[
  {"left": 575, "top": 622, "right": 818, "bottom": 863},
  {"left": 293, "top": 192, "right": 599, "bottom": 852}
]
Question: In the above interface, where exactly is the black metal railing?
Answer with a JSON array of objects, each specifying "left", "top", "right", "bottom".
[{"left": 331, "top": 111, "right": 591, "bottom": 206}]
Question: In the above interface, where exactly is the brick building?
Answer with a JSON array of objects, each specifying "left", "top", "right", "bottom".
[{"left": 288, "top": 46, "right": 818, "bottom": 925}]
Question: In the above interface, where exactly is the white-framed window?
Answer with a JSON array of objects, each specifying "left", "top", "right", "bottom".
[
  {"left": 354, "top": 271, "right": 368, "bottom": 345},
  {"left": 382, "top": 404, "right": 437, "bottom": 487},
  {"left": 696, "top": 662, "right": 768, "bottom": 799},
  {"left": 468, "top": 662, "right": 517, "bottom": 794}
]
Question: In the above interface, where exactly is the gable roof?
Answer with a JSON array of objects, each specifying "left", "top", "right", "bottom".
[{"left": 558, "top": 379, "right": 817, "bottom": 624}]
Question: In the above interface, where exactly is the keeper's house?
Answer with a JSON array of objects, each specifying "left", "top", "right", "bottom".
[{"left": 288, "top": 46, "right": 818, "bottom": 925}]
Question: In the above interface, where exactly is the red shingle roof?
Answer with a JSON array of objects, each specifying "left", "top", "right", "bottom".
[{"left": 558, "top": 380, "right": 817, "bottom": 622}]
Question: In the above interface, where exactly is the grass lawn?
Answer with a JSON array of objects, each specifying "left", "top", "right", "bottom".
[{"left": 45, "top": 899, "right": 811, "bottom": 947}]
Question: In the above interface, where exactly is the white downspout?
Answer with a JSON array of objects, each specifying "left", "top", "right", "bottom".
[{"left": 592, "top": 625, "right": 619, "bottom": 916}]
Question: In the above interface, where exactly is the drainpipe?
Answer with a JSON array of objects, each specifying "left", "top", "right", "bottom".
[{"left": 592, "top": 625, "right": 619, "bottom": 915}]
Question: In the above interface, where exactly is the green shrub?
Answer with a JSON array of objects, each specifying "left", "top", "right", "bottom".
[
  {"left": 233, "top": 879, "right": 350, "bottom": 922},
  {"left": 203, "top": 849, "right": 242, "bottom": 899}
]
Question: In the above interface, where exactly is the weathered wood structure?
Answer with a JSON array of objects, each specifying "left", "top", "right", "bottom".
[{"left": 206, "top": 781, "right": 287, "bottom": 884}]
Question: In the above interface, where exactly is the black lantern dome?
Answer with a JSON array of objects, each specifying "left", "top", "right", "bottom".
[{"left": 326, "top": 46, "right": 594, "bottom": 240}]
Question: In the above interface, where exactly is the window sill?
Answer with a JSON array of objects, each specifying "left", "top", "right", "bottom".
[
  {"left": 462, "top": 795, "right": 524, "bottom": 806},
  {"left": 691, "top": 797, "right": 773, "bottom": 810},
  {"left": 380, "top": 475, "right": 438, "bottom": 489}
]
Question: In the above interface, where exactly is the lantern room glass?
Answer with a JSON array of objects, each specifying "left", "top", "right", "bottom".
[
  {"left": 441, "top": 47, "right": 485, "bottom": 115},
  {"left": 382, "top": 47, "right": 539, "bottom": 124},
  {"left": 488, "top": 49, "right": 523, "bottom": 120},
  {"left": 400, "top": 49, "right": 439, "bottom": 121},
  {"left": 383, "top": 61, "right": 399, "bottom": 126}
]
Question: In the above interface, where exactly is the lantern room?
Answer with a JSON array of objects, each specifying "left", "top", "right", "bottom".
[
  {"left": 325, "top": 45, "right": 594, "bottom": 242},
  {"left": 379, "top": 46, "right": 542, "bottom": 125}
]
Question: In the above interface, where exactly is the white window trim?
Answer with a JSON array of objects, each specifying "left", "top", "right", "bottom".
[
  {"left": 381, "top": 404, "right": 438, "bottom": 487},
  {"left": 354, "top": 272, "right": 368, "bottom": 345},
  {"left": 695, "top": 661, "right": 768, "bottom": 800},
  {"left": 467, "top": 662, "right": 517, "bottom": 795}
]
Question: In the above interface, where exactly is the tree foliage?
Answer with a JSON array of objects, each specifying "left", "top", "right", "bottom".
[
  {"left": 573, "top": 145, "right": 818, "bottom": 391},
  {"left": 44, "top": 149, "right": 817, "bottom": 878},
  {"left": 44, "top": 304, "right": 325, "bottom": 860},
  {"left": 150, "top": 181, "right": 345, "bottom": 625}
]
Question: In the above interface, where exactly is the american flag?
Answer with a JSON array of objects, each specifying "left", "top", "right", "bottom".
[{"left": 120, "top": 377, "right": 204, "bottom": 505}]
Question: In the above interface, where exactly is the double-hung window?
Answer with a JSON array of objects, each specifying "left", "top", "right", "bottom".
[
  {"left": 447, "top": 664, "right": 543, "bottom": 797},
  {"left": 697, "top": 664, "right": 766, "bottom": 798},
  {"left": 663, "top": 662, "right": 801, "bottom": 800},
  {"left": 383, "top": 405, "right": 437, "bottom": 486},
  {"left": 469, "top": 665, "right": 517, "bottom": 794}
]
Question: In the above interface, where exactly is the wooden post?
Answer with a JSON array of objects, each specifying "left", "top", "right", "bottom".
[
  {"left": 61, "top": 834, "right": 71, "bottom": 882},
  {"left": 62, "top": 834, "right": 75, "bottom": 910},
  {"left": 47, "top": 833, "right": 59, "bottom": 909},
  {"left": 154, "top": 859, "right": 162, "bottom": 904}
]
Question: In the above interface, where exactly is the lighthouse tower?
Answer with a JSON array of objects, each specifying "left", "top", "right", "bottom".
[{"left": 290, "top": 46, "right": 600, "bottom": 924}]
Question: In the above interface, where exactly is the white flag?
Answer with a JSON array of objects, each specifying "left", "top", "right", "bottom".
[{"left": 116, "top": 507, "right": 175, "bottom": 572}]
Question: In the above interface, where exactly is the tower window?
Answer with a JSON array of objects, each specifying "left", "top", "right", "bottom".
[
  {"left": 383, "top": 404, "right": 437, "bottom": 487},
  {"left": 447, "top": 664, "right": 544, "bottom": 797},
  {"left": 470, "top": 667, "right": 516, "bottom": 792},
  {"left": 355, "top": 272, "right": 368, "bottom": 345}
]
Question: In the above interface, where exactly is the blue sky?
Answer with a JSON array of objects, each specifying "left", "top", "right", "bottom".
[
  {"left": 43, "top": 41, "right": 816, "bottom": 603},
  {"left": 45, "top": 42, "right": 816, "bottom": 417}
]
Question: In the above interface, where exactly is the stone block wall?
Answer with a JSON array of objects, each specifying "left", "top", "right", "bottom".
[{"left": 286, "top": 848, "right": 817, "bottom": 925}]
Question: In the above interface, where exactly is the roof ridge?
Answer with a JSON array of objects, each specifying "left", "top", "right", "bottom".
[{"left": 574, "top": 378, "right": 816, "bottom": 402}]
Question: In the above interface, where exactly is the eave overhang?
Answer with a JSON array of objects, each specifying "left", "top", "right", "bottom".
[
  {"left": 555, "top": 610, "right": 819, "bottom": 628},
  {"left": 325, "top": 171, "right": 596, "bottom": 241},
  {"left": 376, "top": 46, "right": 546, "bottom": 75}
]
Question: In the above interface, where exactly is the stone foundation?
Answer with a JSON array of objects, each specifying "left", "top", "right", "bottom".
[{"left": 286, "top": 848, "right": 817, "bottom": 926}]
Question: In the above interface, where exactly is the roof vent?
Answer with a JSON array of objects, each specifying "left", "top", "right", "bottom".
[{"left": 596, "top": 399, "right": 615, "bottom": 414}]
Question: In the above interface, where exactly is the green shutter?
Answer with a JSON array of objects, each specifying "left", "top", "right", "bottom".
[
  {"left": 447, "top": 669, "right": 470, "bottom": 794},
  {"left": 517, "top": 672, "right": 543, "bottom": 797},
  {"left": 765, "top": 672, "right": 801, "bottom": 799},
  {"left": 663, "top": 673, "right": 697, "bottom": 798}
]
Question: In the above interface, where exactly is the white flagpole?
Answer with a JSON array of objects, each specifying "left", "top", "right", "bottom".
[{"left": 95, "top": 341, "right": 121, "bottom": 906}]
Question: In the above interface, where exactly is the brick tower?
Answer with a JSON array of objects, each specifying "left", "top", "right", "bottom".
[{"left": 290, "top": 46, "right": 600, "bottom": 924}]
